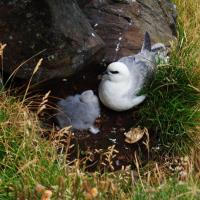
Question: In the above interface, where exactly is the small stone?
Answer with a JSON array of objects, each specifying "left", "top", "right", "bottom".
[
  {"left": 115, "top": 160, "right": 120, "bottom": 166},
  {"left": 62, "top": 78, "right": 67, "bottom": 82},
  {"left": 26, "top": 13, "right": 32, "bottom": 18},
  {"left": 109, "top": 138, "right": 117, "bottom": 143},
  {"left": 36, "top": 33, "right": 41, "bottom": 38}
]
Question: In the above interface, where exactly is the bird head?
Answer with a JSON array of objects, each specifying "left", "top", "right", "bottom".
[
  {"left": 103, "top": 62, "right": 130, "bottom": 82},
  {"left": 80, "top": 90, "right": 98, "bottom": 104}
]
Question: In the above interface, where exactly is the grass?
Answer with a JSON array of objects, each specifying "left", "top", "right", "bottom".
[
  {"left": 137, "top": 0, "right": 200, "bottom": 154},
  {"left": 0, "top": 91, "right": 137, "bottom": 199},
  {"left": 0, "top": 91, "right": 62, "bottom": 199},
  {"left": 0, "top": 99, "right": 199, "bottom": 200},
  {"left": 0, "top": 0, "right": 200, "bottom": 199}
]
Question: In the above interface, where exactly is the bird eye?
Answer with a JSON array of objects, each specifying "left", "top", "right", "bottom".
[{"left": 110, "top": 70, "right": 119, "bottom": 74}]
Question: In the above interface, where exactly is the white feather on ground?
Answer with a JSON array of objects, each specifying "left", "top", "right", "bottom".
[{"left": 56, "top": 90, "right": 100, "bottom": 134}]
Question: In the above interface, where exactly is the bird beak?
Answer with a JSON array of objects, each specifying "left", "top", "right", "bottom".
[
  {"left": 102, "top": 70, "right": 108, "bottom": 75},
  {"left": 97, "top": 74, "right": 102, "bottom": 80},
  {"left": 98, "top": 70, "right": 108, "bottom": 80}
]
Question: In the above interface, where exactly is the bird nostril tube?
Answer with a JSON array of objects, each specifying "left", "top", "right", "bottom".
[{"left": 102, "top": 70, "right": 108, "bottom": 75}]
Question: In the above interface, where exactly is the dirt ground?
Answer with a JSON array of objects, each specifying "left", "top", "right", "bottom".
[{"left": 30, "top": 67, "right": 159, "bottom": 172}]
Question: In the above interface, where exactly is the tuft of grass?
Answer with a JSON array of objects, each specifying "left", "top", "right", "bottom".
[
  {"left": 137, "top": 0, "right": 200, "bottom": 154},
  {"left": 0, "top": 90, "right": 136, "bottom": 199},
  {"left": 0, "top": 91, "right": 61, "bottom": 199}
]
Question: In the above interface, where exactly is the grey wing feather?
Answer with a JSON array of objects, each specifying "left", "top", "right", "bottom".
[
  {"left": 118, "top": 32, "right": 156, "bottom": 96},
  {"left": 118, "top": 53, "right": 155, "bottom": 96},
  {"left": 118, "top": 56, "right": 135, "bottom": 70}
]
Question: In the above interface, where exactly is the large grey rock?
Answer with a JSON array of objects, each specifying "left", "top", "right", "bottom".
[
  {"left": 0, "top": 0, "right": 104, "bottom": 81},
  {"left": 0, "top": 0, "right": 176, "bottom": 82},
  {"left": 83, "top": 0, "right": 176, "bottom": 63}
]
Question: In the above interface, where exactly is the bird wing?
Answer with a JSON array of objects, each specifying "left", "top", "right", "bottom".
[{"left": 118, "top": 53, "right": 155, "bottom": 97}]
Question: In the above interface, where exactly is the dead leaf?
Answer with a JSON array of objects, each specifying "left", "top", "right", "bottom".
[
  {"left": 124, "top": 127, "right": 148, "bottom": 144},
  {"left": 85, "top": 188, "right": 98, "bottom": 200},
  {"left": 41, "top": 190, "right": 53, "bottom": 200}
]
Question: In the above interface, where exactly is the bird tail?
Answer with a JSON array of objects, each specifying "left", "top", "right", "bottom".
[{"left": 141, "top": 32, "right": 151, "bottom": 52}]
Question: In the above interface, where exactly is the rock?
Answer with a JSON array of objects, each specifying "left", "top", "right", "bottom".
[
  {"left": 0, "top": 73, "right": 3, "bottom": 89},
  {"left": 0, "top": 0, "right": 104, "bottom": 82},
  {"left": 83, "top": 0, "right": 177, "bottom": 63},
  {"left": 77, "top": 0, "right": 92, "bottom": 8},
  {"left": 0, "top": 0, "right": 176, "bottom": 82}
]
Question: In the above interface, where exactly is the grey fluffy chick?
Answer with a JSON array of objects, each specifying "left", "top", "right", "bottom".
[
  {"left": 56, "top": 90, "right": 100, "bottom": 134},
  {"left": 99, "top": 32, "right": 164, "bottom": 111}
]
